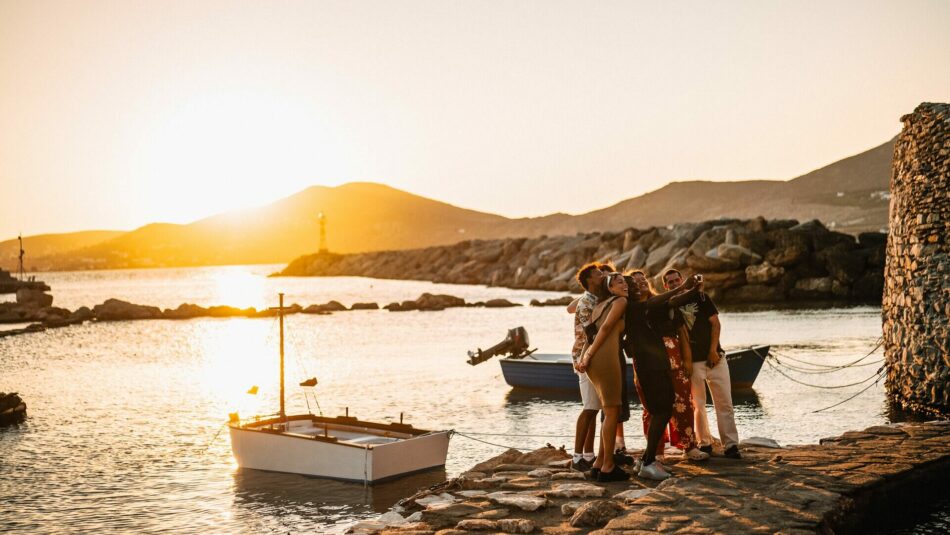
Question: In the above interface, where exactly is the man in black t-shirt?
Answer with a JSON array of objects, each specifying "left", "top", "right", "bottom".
[{"left": 663, "top": 269, "right": 741, "bottom": 459}]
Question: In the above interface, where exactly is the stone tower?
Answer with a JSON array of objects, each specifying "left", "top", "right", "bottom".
[{"left": 883, "top": 102, "right": 950, "bottom": 417}]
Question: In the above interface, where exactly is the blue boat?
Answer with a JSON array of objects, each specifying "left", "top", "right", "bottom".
[{"left": 497, "top": 346, "right": 769, "bottom": 392}]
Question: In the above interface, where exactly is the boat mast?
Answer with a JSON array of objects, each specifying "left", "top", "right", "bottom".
[
  {"left": 17, "top": 234, "right": 25, "bottom": 281},
  {"left": 279, "top": 292, "right": 286, "bottom": 423}
]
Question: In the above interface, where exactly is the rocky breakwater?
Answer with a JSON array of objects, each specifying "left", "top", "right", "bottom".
[
  {"left": 279, "top": 217, "right": 886, "bottom": 305},
  {"left": 348, "top": 421, "right": 950, "bottom": 534},
  {"left": 884, "top": 102, "right": 950, "bottom": 417},
  {"left": 0, "top": 293, "right": 522, "bottom": 336}
]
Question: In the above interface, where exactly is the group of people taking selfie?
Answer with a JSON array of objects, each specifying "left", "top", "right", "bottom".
[{"left": 568, "top": 263, "right": 741, "bottom": 483}]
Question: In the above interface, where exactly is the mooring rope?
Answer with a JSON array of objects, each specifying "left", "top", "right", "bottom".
[
  {"left": 771, "top": 354, "right": 885, "bottom": 375},
  {"left": 769, "top": 337, "right": 883, "bottom": 371},
  {"left": 811, "top": 369, "right": 887, "bottom": 413},
  {"left": 765, "top": 358, "right": 886, "bottom": 389},
  {"left": 451, "top": 430, "right": 525, "bottom": 450},
  {"left": 456, "top": 431, "right": 576, "bottom": 438}
]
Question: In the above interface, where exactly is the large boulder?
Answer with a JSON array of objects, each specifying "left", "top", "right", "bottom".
[
  {"left": 686, "top": 248, "right": 741, "bottom": 272},
  {"left": 569, "top": 500, "right": 625, "bottom": 528},
  {"left": 716, "top": 243, "right": 762, "bottom": 266},
  {"left": 92, "top": 299, "right": 162, "bottom": 321},
  {"left": 852, "top": 271, "right": 884, "bottom": 301},
  {"left": 349, "top": 302, "right": 379, "bottom": 310},
  {"left": 530, "top": 296, "right": 573, "bottom": 307},
  {"left": 745, "top": 262, "right": 785, "bottom": 285},
  {"left": 415, "top": 293, "right": 466, "bottom": 310},
  {"left": 624, "top": 244, "right": 647, "bottom": 271},
  {"left": 162, "top": 303, "right": 208, "bottom": 319},
  {"left": 818, "top": 245, "right": 866, "bottom": 284},
  {"left": 384, "top": 301, "right": 419, "bottom": 312},
  {"left": 765, "top": 229, "right": 811, "bottom": 267},
  {"left": 688, "top": 227, "right": 730, "bottom": 258},
  {"left": 644, "top": 237, "right": 689, "bottom": 275},
  {"left": 791, "top": 277, "right": 834, "bottom": 299},
  {"left": 69, "top": 306, "right": 94, "bottom": 322},
  {"left": 483, "top": 299, "right": 520, "bottom": 308},
  {"left": 699, "top": 270, "right": 746, "bottom": 290}
]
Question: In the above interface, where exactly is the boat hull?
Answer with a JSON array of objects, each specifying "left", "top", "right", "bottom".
[
  {"left": 229, "top": 416, "right": 450, "bottom": 483},
  {"left": 499, "top": 346, "right": 768, "bottom": 392}
]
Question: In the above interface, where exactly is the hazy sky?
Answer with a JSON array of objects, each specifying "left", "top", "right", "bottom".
[{"left": 2, "top": 1, "right": 948, "bottom": 238}]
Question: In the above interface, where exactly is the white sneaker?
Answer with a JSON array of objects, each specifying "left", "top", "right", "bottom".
[
  {"left": 631, "top": 458, "right": 643, "bottom": 473},
  {"left": 686, "top": 448, "right": 711, "bottom": 461},
  {"left": 654, "top": 459, "right": 671, "bottom": 472},
  {"left": 638, "top": 462, "right": 671, "bottom": 481}
]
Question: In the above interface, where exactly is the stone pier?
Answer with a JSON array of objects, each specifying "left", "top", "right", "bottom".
[
  {"left": 883, "top": 102, "right": 950, "bottom": 417},
  {"left": 348, "top": 422, "right": 950, "bottom": 534}
]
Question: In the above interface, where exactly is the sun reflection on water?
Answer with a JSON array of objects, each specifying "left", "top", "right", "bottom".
[
  {"left": 196, "top": 319, "right": 277, "bottom": 418},
  {"left": 209, "top": 267, "right": 268, "bottom": 309}
]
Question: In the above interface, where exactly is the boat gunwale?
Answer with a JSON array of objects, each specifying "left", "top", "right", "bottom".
[
  {"left": 501, "top": 345, "right": 770, "bottom": 365},
  {"left": 231, "top": 414, "right": 449, "bottom": 450}
]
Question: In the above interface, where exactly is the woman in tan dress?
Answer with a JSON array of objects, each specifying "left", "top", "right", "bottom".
[{"left": 577, "top": 272, "right": 628, "bottom": 482}]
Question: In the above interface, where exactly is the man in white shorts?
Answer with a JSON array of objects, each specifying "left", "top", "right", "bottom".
[{"left": 569, "top": 263, "right": 607, "bottom": 471}]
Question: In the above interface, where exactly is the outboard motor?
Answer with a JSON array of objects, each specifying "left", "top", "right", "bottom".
[{"left": 467, "top": 326, "right": 534, "bottom": 366}]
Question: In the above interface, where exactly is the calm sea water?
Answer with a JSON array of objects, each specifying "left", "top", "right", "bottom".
[{"left": 0, "top": 265, "right": 936, "bottom": 533}]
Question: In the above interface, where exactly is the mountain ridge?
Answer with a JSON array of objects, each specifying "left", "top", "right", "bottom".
[{"left": 2, "top": 137, "right": 894, "bottom": 271}]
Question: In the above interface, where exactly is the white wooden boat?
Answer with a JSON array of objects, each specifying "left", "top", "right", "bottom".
[
  {"left": 229, "top": 414, "right": 451, "bottom": 483},
  {"left": 228, "top": 294, "right": 450, "bottom": 483}
]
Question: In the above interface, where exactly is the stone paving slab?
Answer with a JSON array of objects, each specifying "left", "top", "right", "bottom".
[{"left": 349, "top": 421, "right": 950, "bottom": 534}]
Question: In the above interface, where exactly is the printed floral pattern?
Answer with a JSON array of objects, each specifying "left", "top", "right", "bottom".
[
  {"left": 635, "top": 336, "right": 699, "bottom": 454},
  {"left": 571, "top": 292, "right": 598, "bottom": 362}
]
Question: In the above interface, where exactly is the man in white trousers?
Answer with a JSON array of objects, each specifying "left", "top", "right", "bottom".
[{"left": 662, "top": 269, "right": 741, "bottom": 459}]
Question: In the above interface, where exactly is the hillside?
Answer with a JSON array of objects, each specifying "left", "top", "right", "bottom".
[
  {"left": 8, "top": 183, "right": 514, "bottom": 270},
  {"left": 504, "top": 138, "right": 893, "bottom": 236},
  {"left": 4, "top": 138, "right": 894, "bottom": 271},
  {"left": 0, "top": 230, "right": 125, "bottom": 271}
]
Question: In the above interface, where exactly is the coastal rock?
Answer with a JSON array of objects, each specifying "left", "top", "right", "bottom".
[
  {"left": 745, "top": 262, "right": 785, "bottom": 284},
  {"left": 304, "top": 301, "right": 346, "bottom": 313},
  {"left": 163, "top": 303, "right": 208, "bottom": 319},
  {"left": 69, "top": 306, "right": 94, "bottom": 322},
  {"left": 485, "top": 492, "right": 548, "bottom": 511},
  {"left": 765, "top": 229, "right": 811, "bottom": 266},
  {"left": 455, "top": 519, "right": 497, "bottom": 531},
  {"left": 644, "top": 237, "right": 689, "bottom": 275},
  {"left": 385, "top": 301, "right": 419, "bottom": 312},
  {"left": 530, "top": 296, "right": 573, "bottom": 307},
  {"left": 16, "top": 288, "right": 53, "bottom": 308},
  {"left": 350, "top": 302, "right": 379, "bottom": 310},
  {"left": 716, "top": 243, "right": 762, "bottom": 266},
  {"left": 613, "top": 488, "right": 652, "bottom": 502},
  {"left": 496, "top": 518, "right": 535, "bottom": 533},
  {"left": 483, "top": 299, "right": 519, "bottom": 308},
  {"left": 792, "top": 277, "right": 834, "bottom": 298},
  {"left": 569, "top": 500, "right": 625, "bottom": 527},
  {"left": 551, "top": 471, "right": 586, "bottom": 480},
  {"left": 625, "top": 244, "right": 647, "bottom": 270},
  {"left": 543, "top": 483, "right": 607, "bottom": 498},
  {"left": 92, "top": 299, "right": 162, "bottom": 321},
  {"left": 526, "top": 469, "right": 552, "bottom": 478},
  {"left": 278, "top": 217, "right": 888, "bottom": 306},
  {"left": 413, "top": 294, "right": 465, "bottom": 311},
  {"left": 685, "top": 250, "right": 741, "bottom": 272}
]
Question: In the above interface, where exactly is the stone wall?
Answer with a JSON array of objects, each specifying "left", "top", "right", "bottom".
[
  {"left": 883, "top": 102, "right": 950, "bottom": 417},
  {"left": 279, "top": 217, "right": 886, "bottom": 306}
]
